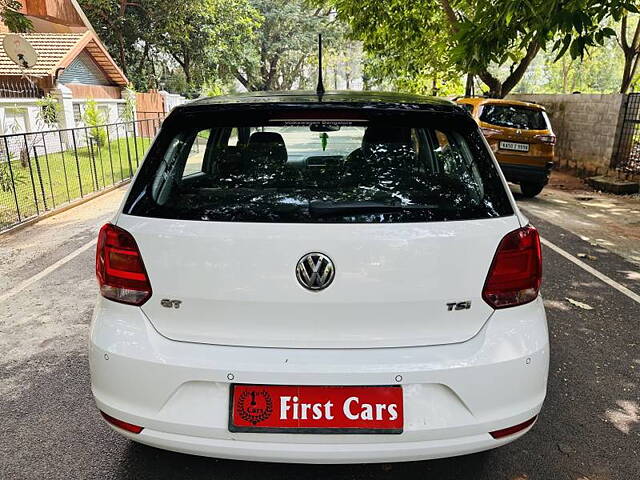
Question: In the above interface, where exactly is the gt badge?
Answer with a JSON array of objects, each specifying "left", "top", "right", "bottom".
[{"left": 160, "top": 299, "right": 182, "bottom": 309}]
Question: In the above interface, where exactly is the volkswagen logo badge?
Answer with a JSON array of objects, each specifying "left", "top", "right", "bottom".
[{"left": 296, "top": 253, "right": 335, "bottom": 291}]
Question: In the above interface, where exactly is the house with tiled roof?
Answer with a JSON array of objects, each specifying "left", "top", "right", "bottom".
[
  {"left": 0, "top": 32, "right": 128, "bottom": 95},
  {"left": 0, "top": 0, "right": 142, "bottom": 134}
]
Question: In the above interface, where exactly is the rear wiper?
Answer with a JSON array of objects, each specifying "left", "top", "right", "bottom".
[{"left": 309, "top": 201, "right": 438, "bottom": 217}]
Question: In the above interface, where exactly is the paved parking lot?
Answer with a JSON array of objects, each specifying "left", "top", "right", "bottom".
[{"left": 0, "top": 184, "right": 639, "bottom": 480}]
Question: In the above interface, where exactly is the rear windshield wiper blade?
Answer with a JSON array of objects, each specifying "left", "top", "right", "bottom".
[{"left": 309, "top": 201, "right": 438, "bottom": 217}]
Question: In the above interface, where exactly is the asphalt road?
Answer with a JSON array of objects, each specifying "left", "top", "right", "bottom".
[{"left": 0, "top": 187, "right": 639, "bottom": 480}]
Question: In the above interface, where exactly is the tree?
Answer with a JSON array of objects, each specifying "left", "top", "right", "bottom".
[
  {"left": 80, "top": 0, "right": 260, "bottom": 91},
  {"left": 449, "top": 0, "right": 624, "bottom": 97},
  {"left": 618, "top": 12, "right": 640, "bottom": 92},
  {"left": 329, "top": 1, "right": 460, "bottom": 95},
  {"left": 157, "top": 0, "right": 260, "bottom": 87},
  {"left": 80, "top": 0, "right": 157, "bottom": 86},
  {"left": 509, "top": 34, "right": 625, "bottom": 94},
  {"left": 331, "top": 0, "right": 635, "bottom": 97},
  {"left": 1, "top": 0, "right": 32, "bottom": 32},
  {"left": 229, "top": 1, "right": 340, "bottom": 91}
]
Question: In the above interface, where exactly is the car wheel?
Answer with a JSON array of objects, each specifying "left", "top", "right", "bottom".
[{"left": 520, "top": 182, "right": 545, "bottom": 198}]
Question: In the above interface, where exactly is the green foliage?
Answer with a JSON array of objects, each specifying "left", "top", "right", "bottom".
[
  {"left": 0, "top": 157, "right": 20, "bottom": 192},
  {"left": 0, "top": 0, "right": 33, "bottom": 32},
  {"left": 200, "top": 79, "right": 226, "bottom": 97},
  {"left": 82, "top": 100, "right": 107, "bottom": 147},
  {"left": 331, "top": 0, "right": 640, "bottom": 97},
  {"left": 80, "top": 0, "right": 260, "bottom": 91},
  {"left": 157, "top": 0, "right": 261, "bottom": 86},
  {"left": 452, "top": 0, "right": 627, "bottom": 73},
  {"left": 82, "top": 0, "right": 353, "bottom": 93},
  {"left": 229, "top": 0, "right": 341, "bottom": 91},
  {"left": 36, "top": 95, "right": 60, "bottom": 127},
  {"left": 512, "top": 33, "right": 626, "bottom": 94},
  {"left": 331, "top": 0, "right": 461, "bottom": 94}
]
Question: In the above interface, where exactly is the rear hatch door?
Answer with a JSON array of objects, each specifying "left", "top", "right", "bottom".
[
  {"left": 119, "top": 215, "right": 520, "bottom": 348},
  {"left": 120, "top": 103, "right": 518, "bottom": 348}
]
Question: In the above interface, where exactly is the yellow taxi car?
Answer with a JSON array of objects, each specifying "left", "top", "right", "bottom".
[{"left": 456, "top": 97, "right": 555, "bottom": 197}]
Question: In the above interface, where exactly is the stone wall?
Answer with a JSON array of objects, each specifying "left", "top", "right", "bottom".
[{"left": 508, "top": 93, "right": 626, "bottom": 177}]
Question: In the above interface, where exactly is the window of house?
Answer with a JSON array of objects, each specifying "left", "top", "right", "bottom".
[
  {"left": 98, "top": 106, "right": 110, "bottom": 124},
  {"left": 4, "top": 108, "right": 29, "bottom": 134},
  {"left": 73, "top": 104, "right": 82, "bottom": 124}
]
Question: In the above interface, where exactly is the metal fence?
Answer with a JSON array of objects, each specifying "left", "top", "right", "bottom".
[
  {"left": 0, "top": 114, "right": 164, "bottom": 232},
  {"left": 612, "top": 92, "right": 640, "bottom": 175}
]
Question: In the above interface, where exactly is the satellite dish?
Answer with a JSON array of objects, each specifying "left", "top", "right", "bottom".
[{"left": 3, "top": 34, "right": 38, "bottom": 69}]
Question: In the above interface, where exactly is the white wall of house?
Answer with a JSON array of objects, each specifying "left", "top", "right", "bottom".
[
  {"left": 0, "top": 99, "right": 45, "bottom": 135},
  {"left": 0, "top": 96, "right": 130, "bottom": 159},
  {"left": 0, "top": 97, "right": 127, "bottom": 135}
]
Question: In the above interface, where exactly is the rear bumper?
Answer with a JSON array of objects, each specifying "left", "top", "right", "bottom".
[
  {"left": 499, "top": 162, "right": 554, "bottom": 185},
  {"left": 89, "top": 297, "right": 549, "bottom": 464}
]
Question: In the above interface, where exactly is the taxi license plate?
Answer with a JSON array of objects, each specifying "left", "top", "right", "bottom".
[
  {"left": 229, "top": 384, "right": 403, "bottom": 433},
  {"left": 499, "top": 141, "right": 529, "bottom": 152}
]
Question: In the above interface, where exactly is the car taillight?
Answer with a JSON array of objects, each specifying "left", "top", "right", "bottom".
[
  {"left": 480, "top": 127, "right": 500, "bottom": 137},
  {"left": 534, "top": 134, "right": 556, "bottom": 145},
  {"left": 100, "top": 411, "right": 144, "bottom": 434},
  {"left": 490, "top": 416, "right": 537, "bottom": 439},
  {"left": 96, "top": 223, "right": 152, "bottom": 306},
  {"left": 482, "top": 226, "right": 542, "bottom": 309}
]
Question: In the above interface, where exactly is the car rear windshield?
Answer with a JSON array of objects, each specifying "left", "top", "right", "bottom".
[
  {"left": 125, "top": 111, "right": 513, "bottom": 223},
  {"left": 480, "top": 104, "right": 548, "bottom": 130}
]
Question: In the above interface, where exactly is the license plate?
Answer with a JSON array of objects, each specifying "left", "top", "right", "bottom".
[
  {"left": 229, "top": 384, "right": 403, "bottom": 433},
  {"left": 499, "top": 141, "right": 529, "bottom": 152}
]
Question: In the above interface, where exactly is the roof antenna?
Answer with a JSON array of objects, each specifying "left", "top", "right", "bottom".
[{"left": 316, "top": 33, "right": 325, "bottom": 97}]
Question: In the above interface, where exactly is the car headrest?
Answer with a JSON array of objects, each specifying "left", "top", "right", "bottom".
[
  {"left": 246, "top": 131, "right": 288, "bottom": 165},
  {"left": 362, "top": 126, "right": 412, "bottom": 148},
  {"left": 249, "top": 131, "right": 286, "bottom": 146}
]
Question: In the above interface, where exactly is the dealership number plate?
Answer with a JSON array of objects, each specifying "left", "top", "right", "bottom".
[
  {"left": 229, "top": 384, "right": 403, "bottom": 433},
  {"left": 499, "top": 141, "right": 529, "bottom": 152}
]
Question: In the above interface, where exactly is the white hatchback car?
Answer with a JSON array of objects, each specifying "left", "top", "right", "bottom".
[{"left": 90, "top": 91, "right": 549, "bottom": 464}]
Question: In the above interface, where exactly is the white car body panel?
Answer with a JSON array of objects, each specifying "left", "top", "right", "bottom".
[
  {"left": 90, "top": 296, "right": 548, "bottom": 463},
  {"left": 117, "top": 214, "right": 521, "bottom": 348}
]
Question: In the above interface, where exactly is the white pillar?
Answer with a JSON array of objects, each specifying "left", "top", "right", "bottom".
[
  {"left": 50, "top": 83, "right": 74, "bottom": 149},
  {"left": 159, "top": 90, "right": 171, "bottom": 114},
  {"left": 51, "top": 83, "right": 74, "bottom": 130}
]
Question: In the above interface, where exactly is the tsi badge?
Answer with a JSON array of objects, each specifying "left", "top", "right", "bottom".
[{"left": 446, "top": 301, "right": 471, "bottom": 311}]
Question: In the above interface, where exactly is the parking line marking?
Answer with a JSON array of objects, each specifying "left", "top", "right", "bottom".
[
  {"left": 540, "top": 237, "right": 640, "bottom": 305},
  {"left": 0, "top": 239, "right": 97, "bottom": 304}
]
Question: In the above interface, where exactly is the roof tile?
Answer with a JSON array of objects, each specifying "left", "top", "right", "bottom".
[{"left": 0, "top": 33, "right": 84, "bottom": 76}]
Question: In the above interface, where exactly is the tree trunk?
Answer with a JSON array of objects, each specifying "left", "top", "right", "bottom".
[
  {"left": 618, "top": 14, "right": 640, "bottom": 93},
  {"left": 118, "top": 35, "right": 127, "bottom": 75},
  {"left": 621, "top": 52, "right": 636, "bottom": 93},
  {"left": 477, "top": 41, "right": 540, "bottom": 98},
  {"left": 465, "top": 73, "right": 474, "bottom": 96},
  {"left": 184, "top": 65, "right": 191, "bottom": 86}
]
